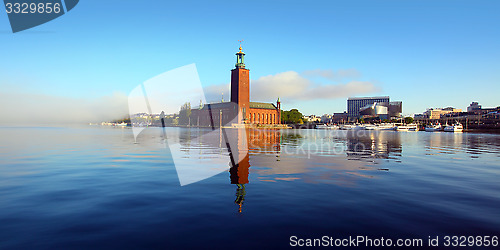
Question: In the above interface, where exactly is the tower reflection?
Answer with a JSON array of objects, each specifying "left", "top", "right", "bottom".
[
  {"left": 227, "top": 128, "right": 281, "bottom": 213},
  {"left": 229, "top": 130, "right": 249, "bottom": 213}
]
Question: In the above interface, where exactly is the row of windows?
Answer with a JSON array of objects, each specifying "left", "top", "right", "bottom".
[{"left": 249, "top": 112, "right": 278, "bottom": 124}]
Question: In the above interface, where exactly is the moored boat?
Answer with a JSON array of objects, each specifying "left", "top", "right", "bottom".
[
  {"left": 364, "top": 124, "right": 396, "bottom": 131},
  {"left": 425, "top": 124, "right": 442, "bottom": 132},
  {"left": 396, "top": 124, "right": 418, "bottom": 131},
  {"left": 378, "top": 123, "right": 397, "bottom": 131},
  {"left": 340, "top": 124, "right": 365, "bottom": 130},
  {"left": 444, "top": 123, "right": 463, "bottom": 132},
  {"left": 316, "top": 124, "right": 339, "bottom": 130}
]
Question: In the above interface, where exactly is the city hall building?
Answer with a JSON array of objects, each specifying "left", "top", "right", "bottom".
[{"left": 191, "top": 46, "right": 281, "bottom": 127}]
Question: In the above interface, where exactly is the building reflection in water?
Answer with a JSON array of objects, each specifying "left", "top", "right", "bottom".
[
  {"left": 227, "top": 128, "right": 282, "bottom": 213},
  {"left": 345, "top": 131, "right": 402, "bottom": 162},
  {"left": 425, "top": 132, "right": 500, "bottom": 158},
  {"left": 225, "top": 129, "right": 403, "bottom": 212},
  {"left": 178, "top": 128, "right": 407, "bottom": 212},
  {"left": 228, "top": 128, "right": 249, "bottom": 213},
  {"left": 175, "top": 128, "right": 500, "bottom": 212}
]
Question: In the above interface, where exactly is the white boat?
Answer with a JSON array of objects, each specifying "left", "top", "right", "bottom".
[
  {"left": 364, "top": 124, "right": 377, "bottom": 130},
  {"left": 396, "top": 124, "right": 419, "bottom": 131},
  {"left": 425, "top": 124, "right": 442, "bottom": 132},
  {"left": 444, "top": 123, "right": 463, "bottom": 132},
  {"left": 378, "top": 124, "right": 397, "bottom": 131},
  {"left": 352, "top": 125, "right": 366, "bottom": 130},
  {"left": 364, "top": 124, "right": 396, "bottom": 131},
  {"left": 316, "top": 124, "right": 339, "bottom": 130},
  {"left": 340, "top": 124, "right": 365, "bottom": 130},
  {"left": 340, "top": 124, "right": 355, "bottom": 130}
]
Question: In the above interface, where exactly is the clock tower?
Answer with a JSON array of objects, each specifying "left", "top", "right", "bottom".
[{"left": 230, "top": 45, "right": 250, "bottom": 123}]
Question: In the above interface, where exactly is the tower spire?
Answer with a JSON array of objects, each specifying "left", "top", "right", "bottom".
[
  {"left": 238, "top": 39, "right": 244, "bottom": 52},
  {"left": 235, "top": 40, "right": 245, "bottom": 68}
]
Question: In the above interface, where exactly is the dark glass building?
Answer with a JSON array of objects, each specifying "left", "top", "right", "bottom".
[
  {"left": 348, "top": 96, "right": 390, "bottom": 117},
  {"left": 348, "top": 96, "right": 402, "bottom": 121}
]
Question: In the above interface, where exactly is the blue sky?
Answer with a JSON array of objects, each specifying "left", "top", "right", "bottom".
[{"left": 1, "top": 0, "right": 499, "bottom": 123}]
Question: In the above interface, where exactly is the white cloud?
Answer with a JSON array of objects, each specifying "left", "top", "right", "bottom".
[
  {"left": 303, "top": 69, "right": 361, "bottom": 81},
  {"left": 0, "top": 92, "right": 129, "bottom": 125},
  {"left": 203, "top": 69, "right": 380, "bottom": 103},
  {"left": 203, "top": 83, "right": 230, "bottom": 103}
]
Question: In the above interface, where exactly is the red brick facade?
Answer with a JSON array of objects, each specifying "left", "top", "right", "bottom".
[
  {"left": 231, "top": 67, "right": 250, "bottom": 123},
  {"left": 247, "top": 108, "right": 279, "bottom": 124}
]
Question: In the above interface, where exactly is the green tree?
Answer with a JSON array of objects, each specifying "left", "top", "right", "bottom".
[
  {"left": 288, "top": 109, "right": 303, "bottom": 123},
  {"left": 281, "top": 110, "right": 288, "bottom": 123},
  {"left": 404, "top": 117, "right": 414, "bottom": 124},
  {"left": 178, "top": 102, "right": 191, "bottom": 125},
  {"left": 281, "top": 109, "right": 303, "bottom": 124}
]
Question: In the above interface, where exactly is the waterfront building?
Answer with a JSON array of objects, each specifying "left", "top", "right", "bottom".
[
  {"left": 302, "top": 115, "right": 321, "bottom": 123},
  {"left": 321, "top": 114, "right": 333, "bottom": 123},
  {"left": 467, "top": 102, "right": 482, "bottom": 112},
  {"left": 347, "top": 96, "right": 402, "bottom": 121},
  {"left": 332, "top": 112, "right": 349, "bottom": 123},
  {"left": 358, "top": 101, "right": 403, "bottom": 121},
  {"left": 423, "top": 107, "right": 462, "bottom": 120},
  {"left": 359, "top": 102, "right": 388, "bottom": 118},
  {"left": 465, "top": 102, "right": 499, "bottom": 116},
  {"left": 191, "top": 46, "right": 281, "bottom": 126},
  {"left": 348, "top": 96, "right": 390, "bottom": 118},
  {"left": 348, "top": 96, "right": 404, "bottom": 122}
]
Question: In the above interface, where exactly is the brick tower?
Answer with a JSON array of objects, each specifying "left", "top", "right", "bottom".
[{"left": 230, "top": 45, "right": 250, "bottom": 124}]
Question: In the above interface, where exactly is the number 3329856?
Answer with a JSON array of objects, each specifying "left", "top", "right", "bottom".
[{"left": 5, "top": 2, "right": 62, "bottom": 14}]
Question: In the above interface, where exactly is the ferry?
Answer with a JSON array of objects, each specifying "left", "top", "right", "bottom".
[
  {"left": 396, "top": 124, "right": 419, "bottom": 131},
  {"left": 340, "top": 124, "right": 355, "bottom": 130},
  {"left": 364, "top": 124, "right": 396, "bottom": 131},
  {"left": 340, "top": 124, "right": 365, "bottom": 130},
  {"left": 316, "top": 124, "right": 339, "bottom": 130},
  {"left": 425, "top": 124, "right": 442, "bottom": 132},
  {"left": 444, "top": 123, "right": 463, "bottom": 132}
]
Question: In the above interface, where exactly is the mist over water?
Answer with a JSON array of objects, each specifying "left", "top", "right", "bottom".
[{"left": 0, "top": 126, "right": 499, "bottom": 248}]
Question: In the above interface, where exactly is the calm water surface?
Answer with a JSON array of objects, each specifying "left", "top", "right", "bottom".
[{"left": 0, "top": 126, "right": 499, "bottom": 249}]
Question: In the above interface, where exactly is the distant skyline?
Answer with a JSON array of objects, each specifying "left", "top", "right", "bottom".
[{"left": 1, "top": 0, "right": 499, "bottom": 124}]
